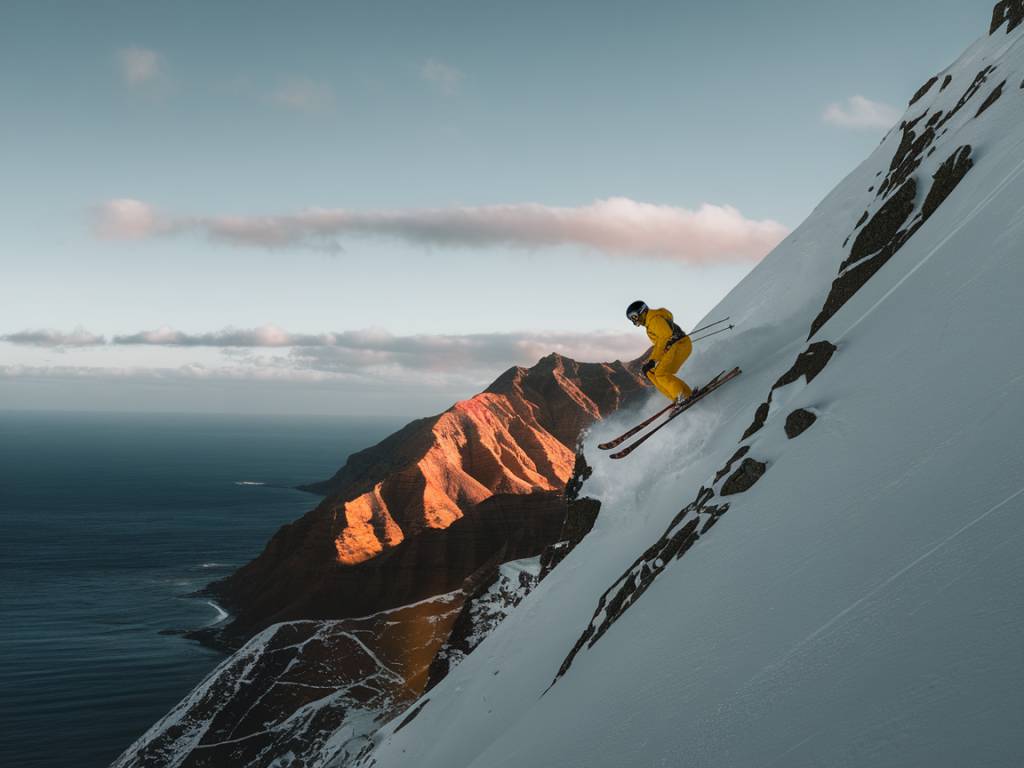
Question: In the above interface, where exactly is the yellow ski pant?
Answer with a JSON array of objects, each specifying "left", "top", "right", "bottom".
[{"left": 647, "top": 336, "right": 692, "bottom": 401}]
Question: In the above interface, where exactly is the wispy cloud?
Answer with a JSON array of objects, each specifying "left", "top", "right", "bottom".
[
  {"left": 112, "top": 326, "right": 644, "bottom": 369},
  {"left": 1, "top": 328, "right": 106, "bottom": 348},
  {"left": 117, "top": 46, "right": 161, "bottom": 86},
  {"left": 822, "top": 95, "right": 901, "bottom": 130},
  {"left": 270, "top": 78, "right": 335, "bottom": 112},
  {"left": 93, "top": 197, "right": 789, "bottom": 263},
  {"left": 420, "top": 58, "right": 463, "bottom": 95}
]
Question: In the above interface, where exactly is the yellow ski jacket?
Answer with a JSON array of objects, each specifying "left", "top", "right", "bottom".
[{"left": 644, "top": 308, "right": 685, "bottom": 362}]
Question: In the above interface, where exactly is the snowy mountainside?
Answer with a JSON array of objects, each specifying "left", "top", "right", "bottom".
[
  {"left": 114, "top": 594, "right": 463, "bottom": 768},
  {"left": 357, "top": 9, "right": 1024, "bottom": 768}
]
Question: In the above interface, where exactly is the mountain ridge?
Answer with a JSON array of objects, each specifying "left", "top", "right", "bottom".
[{"left": 201, "top": 352, "right": 648, "bottom": 642}]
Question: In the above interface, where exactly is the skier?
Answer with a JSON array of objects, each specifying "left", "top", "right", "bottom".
[{"left": 626, "top": 300, "right": 693, "bottom": 405}]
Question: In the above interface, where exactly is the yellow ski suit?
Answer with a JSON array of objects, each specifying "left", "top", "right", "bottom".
[{"left": 643, "top": 308, "right": 692, "bottom": 401}]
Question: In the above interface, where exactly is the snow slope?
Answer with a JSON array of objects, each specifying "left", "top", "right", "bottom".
[{"left": 355, "top": 12, "right": 1024, "bottom": 768}]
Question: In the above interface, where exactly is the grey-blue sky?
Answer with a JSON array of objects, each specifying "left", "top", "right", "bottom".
[{"left": 0, "top": 0, "right": 996, "bottom": 414}]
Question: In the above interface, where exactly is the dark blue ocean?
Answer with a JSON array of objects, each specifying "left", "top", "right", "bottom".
[{"left": 0, "top": 410, "right": 402, "bottom": 768}]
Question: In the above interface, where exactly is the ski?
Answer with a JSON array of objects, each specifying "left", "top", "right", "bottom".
[
  {"left": 610, "top": 368, "right": 742, "bottom": 460},
  {"left": 598, "top": 370, "right": 729, "bottom": 451}
]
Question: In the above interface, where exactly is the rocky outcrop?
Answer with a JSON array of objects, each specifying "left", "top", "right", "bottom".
[
  {"left": 991, "top": 0, "right": 1024, "bottom": 34},
  {"left": 785, "top": 408, "right": 817, "bottom": 439}
]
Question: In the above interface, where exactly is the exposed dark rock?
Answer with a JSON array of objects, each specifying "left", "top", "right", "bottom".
[
  {"left": 910, "top": 75, "right": 939, "bottom": 106},
  {"left": 856, "top": 211, "right": 869, "bottom": 228},
  {"left": 721, "top": 459, "right": 768, "bottom": 496},
  {"left": 922, "top": 146, "right": 974, "bottom": 221},
  {"left": 811, "top": 229, "right": 916, "bottom": 339},
  {"left": 539, "top": 497, "right": 602, "bottom": 577},
  {"left": 699, "top": 504, "right": 729, "bottom": 534},
  {"left": 878, "top": 126, "right": 933, "bottom": 198},
  {"left": 845, "top": 178, "right": 918, "bottom": 271},
  {"left": 565, "top": 452, "right": 593, "bottom": 502},
  {"left": 785, "top": 409, "right": 818, "bottom": 439},
  {"left": 975, "top": 80, "right": 1007, "bottom": 117},
  {"left": 939, "top": 66, "right": 996, "bottom": 129},
  {"left": 742, "top": 400, "right": 771, "bottom": 440},
  {"left": 552, "top": 480, "right": 733, "bottom": 687},
  {"left": 991, "top": 0, "right": 1024, "bottom": 34},
  {"left": 715, "top": 446, "right": 751, "bottom": 484},
  {"left": 774, "top": 342, "right": 838, "bottom": 389},
  {"left": 941, "top": 74, "right": 953, "bottom": 91}
]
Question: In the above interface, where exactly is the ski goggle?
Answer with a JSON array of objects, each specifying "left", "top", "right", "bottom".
[{"left": 628, "top": 309, "right": 644, "bottom": 324}]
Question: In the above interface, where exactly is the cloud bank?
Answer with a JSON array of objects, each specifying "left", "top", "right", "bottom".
[
  {"left": 823, "top": 95, "right": 901, "bottom": 130},
  {"left": 0, "top": 327, "right": 646, "bottom": 400},
  {"left": 2, "top": 328, "right": 107, "bottom": 347},
  {"left": 2, "top": 324, "right": 642, "bottom": 376},
  {"left": 94, "top": 197, "right": 789, "bottom": 263}
]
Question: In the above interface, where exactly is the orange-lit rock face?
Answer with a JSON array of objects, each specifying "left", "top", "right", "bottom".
[
  {"left": 312, "top": 354, "right": 647, "bottom": 564},
  {"left": 334, "top": 484, "right": 404, "bottom": 565}
]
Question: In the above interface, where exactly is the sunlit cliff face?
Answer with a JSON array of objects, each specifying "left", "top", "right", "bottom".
[
  {"left": 332, "top": 391, "right": 575, "bottom": 565},
  {"left": 330, "top": 355, "right": 642, "bottom": 565}
]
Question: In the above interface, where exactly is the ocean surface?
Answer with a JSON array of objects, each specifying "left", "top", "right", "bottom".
[{"left": 0, "top": 410, "right": 403, "bottom": 768}]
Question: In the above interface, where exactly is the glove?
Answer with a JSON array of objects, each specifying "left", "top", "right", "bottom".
[{"left": 641, "top": 359, "right": 656, "bottom": 375}]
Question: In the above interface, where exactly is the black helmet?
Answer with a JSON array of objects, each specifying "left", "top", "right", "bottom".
[{"left": 626, "top": 300, "right": 648, "bottom": 325}]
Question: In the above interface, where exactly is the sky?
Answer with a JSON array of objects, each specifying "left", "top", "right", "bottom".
[{"left": 0, "top": 0, "right": 997, "bottom": 416}]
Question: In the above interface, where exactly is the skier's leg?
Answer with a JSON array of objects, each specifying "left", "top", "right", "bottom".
[
  {"left": 646, "top": 369, "right": 675, "bottom": 400},
  {"left": 654, "top": 337, "right": 693, "bottom": 400}
]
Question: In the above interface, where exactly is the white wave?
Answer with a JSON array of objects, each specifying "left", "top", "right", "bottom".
[
  {"left": 205, "top": 600, "right": 229, "bottom": 625},
  {"left": 234, "top": 480, "right": 266, "bottom": 486}
]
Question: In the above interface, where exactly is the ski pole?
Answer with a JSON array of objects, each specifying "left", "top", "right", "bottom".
[
  {"left": 689, "top": 317, "right": 730, "bottom": 336},
  {"left": 690, "top": 324, "right": 735, "bottom": 343}
]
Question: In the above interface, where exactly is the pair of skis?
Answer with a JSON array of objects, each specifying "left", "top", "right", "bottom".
[{"left": 599, "top": 367, "right": 742, "bottom": 459}]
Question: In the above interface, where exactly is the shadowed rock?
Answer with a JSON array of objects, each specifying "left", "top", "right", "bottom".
[
  {"left": 774, "top": 342, "right": 838, "bottom": 388},
  {"left": 923, "top": 146, "right": 974, "bottom": 220},
  {"left": 721, "top": 458, "right": 768, "bottom": 496},
  {"left": 785, "top": 409, "right": 818, "bottom": 439},
  {"left": 991, "top": 0, "right": 1024, "bottom": 34},
  {"left": 975, "top": 80, "right": 1007, "bottom": 117},
  {"left": 742, "top": 400, "right": 772, "bottom": 440},
  {"left": 715, "top": 447, "right": 751, "bottom": 484},
  {"left": 910, "top": 76, "right": 939, "bottom": 106},
  {"left": 741, "top": 342, "right": 837, "bottom": 439},
  {"left": 844, "top": 179, "right": 918, "bottom": 271}
]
